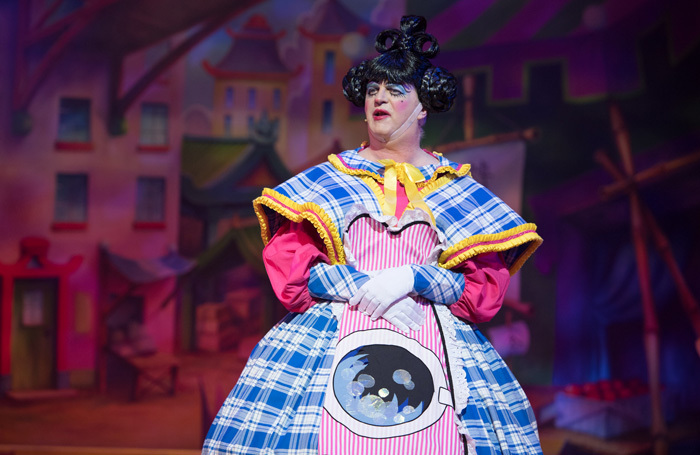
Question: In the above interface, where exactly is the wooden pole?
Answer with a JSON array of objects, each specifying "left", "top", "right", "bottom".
[
  {"left": 34, "top": 0, "right": 64, "bottom": 31},
  {"left": 435, "top": 127, "right": 539, "bottom": 154},
  {"left": 113, "top": 2, "right": 263, "bottom": 120},
  {"left": 629, "top": 192, "right": 668, "bottom": 455},
  {"left": 643, "top": 207, "right": 700, "bottom": 357},
  {"left": 609, "top": 103, "right": 668, "bottom": 454},
  {"left": 600, "top": 150, "right": 700, "bottom": 200},
  {"left": 13, "top": 0, "right": 121, "bottom": 111},
  {"left": 595, "top": 149, "right": 700, "bottom": 356}
]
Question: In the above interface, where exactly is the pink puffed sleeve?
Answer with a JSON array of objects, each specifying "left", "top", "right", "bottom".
[
  {"left": 449, "top": 252, "right": 510, "bottom": 323},
  {"left": 262, "top": 220, "right": 329, "bottom": 313}
]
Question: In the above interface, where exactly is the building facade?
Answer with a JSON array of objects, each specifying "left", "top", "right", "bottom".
[
  {"left": 204, "top": 14, "right": 299, "bottom": 153},
  {"left": 0, "top": 1, "right": 188, "bottom": 392}
]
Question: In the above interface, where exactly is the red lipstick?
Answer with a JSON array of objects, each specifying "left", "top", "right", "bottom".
[{"left": 373, "top": 109, "right": 389, "bottom": 119}]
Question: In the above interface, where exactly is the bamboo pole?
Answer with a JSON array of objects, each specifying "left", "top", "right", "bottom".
[
  {"left": 610, "top": 104, "right": 635, "bottom": 175},
  {"left": 600, "top": 150, "right": 700, "bottom": 200},
  {"left": 642, "top": 208, "right": 700, "bottom": 357},
  {"left": 629, "top": 192, "right": 668, "bottom": 455},
  {"left": 595, "top": 150, "right": 700, "bottom": 356},
  {"left": 609, "top": 103, "right": 668, "bottom": 454}
]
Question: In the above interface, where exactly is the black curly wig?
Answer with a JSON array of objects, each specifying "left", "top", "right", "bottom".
[{"left": 342, "top": 15, "right": 457, "bottom": 114}]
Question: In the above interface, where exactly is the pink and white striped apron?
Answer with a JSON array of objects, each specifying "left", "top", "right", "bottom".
[{"left": 319, "top": 214, "right": 463, "bottom": 455}]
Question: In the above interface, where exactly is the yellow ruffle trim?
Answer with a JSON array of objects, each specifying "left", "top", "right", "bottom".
[
  {"left": 420, "top": 169, "right": 471, "bottom": 195},
  {"left": 358, "top": 176, "right": 386, "bottom": 207},
  {"left": 439, "top": 223, "right": 543, "bottom": 275},
  {"left": 328, "top": 154, "right": 472, "bottom": 197},
  {"left": 253, "top": 189, "right": 346, "bottom": 265}
]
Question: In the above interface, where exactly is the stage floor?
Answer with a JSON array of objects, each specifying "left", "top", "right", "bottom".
[{"left": 1, "top": 347, "right": 698, "bottom": 454}]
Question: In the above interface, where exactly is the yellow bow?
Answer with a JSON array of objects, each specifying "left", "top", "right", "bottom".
[{"left": 378, "top": 159, "right": 435, "bottom": 225}]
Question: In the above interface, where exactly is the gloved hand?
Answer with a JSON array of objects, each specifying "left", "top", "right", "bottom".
[
  {"left": 382, "top": 296, "right": 425, "bottom": 332},
  {"left": 349, "top": 265, "right": 414, "bottom": 320}
]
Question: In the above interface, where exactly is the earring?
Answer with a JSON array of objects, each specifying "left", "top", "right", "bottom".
[{"left": 364, "top": 118, "right": 367, "bottom": 122}]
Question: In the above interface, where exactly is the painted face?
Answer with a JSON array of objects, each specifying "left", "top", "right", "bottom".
[{"left": 364, "top": 81, "right": 426, "bottom": 143}]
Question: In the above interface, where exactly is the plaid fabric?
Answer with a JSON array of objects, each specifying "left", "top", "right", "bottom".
[
  {"left": 309, "top": 262, "right": 464, "bottom": 305},
  {"left": 308, "top": 263, "right": 369, "bottom": 301},
  {"left": 260, "top": 158, "right": 382, "bottom": 250},
  {"left": 203, "top": 303, "right": 338, "bottom": 455},
  {"left": 454, "top": 323, "right": 542, "bottom": 454},
  {"left": 421, "top": 169, "right": 532, "bottom": 270},
  {"left": 263, "top": 148, "right": 536, "bottom": 271},
  {"left": 411, "top": 264, "right": 465, "bottom": 304},
  {"left": 203, "top": 304, "right": 542, "bottom": 454},
  {"left": 203, "top": 150, "right": 542, "bottom": 454}
]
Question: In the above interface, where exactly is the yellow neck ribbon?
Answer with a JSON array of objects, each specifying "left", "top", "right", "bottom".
[{"left": 378, "top": 159, "right": 436, "bottom": 225}]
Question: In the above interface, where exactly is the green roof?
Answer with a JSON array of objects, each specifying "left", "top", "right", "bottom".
[{"left": 181, "top": 137, "right": 250, "bottom": 188}]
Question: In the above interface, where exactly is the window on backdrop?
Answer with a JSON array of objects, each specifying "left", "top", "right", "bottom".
[
  {"left": 135, "top": 177, "right": 165, "bottom": 224},
  {"left": 248, "top": 88, "right": 256, "bottom": 110},
  {"left": 139, "top": 103, "right": 169, "bottom": 146},
  {"left": 324, "top": 51, "right": 335, "bottom": 85},
  {"left": 322, "top": 100, "right": 333, "bottom": 133},
  {"left": 224, "top": 114, "right": 232, "bottom": 137},
  {"left": 58, "top": 98, "right": 91, "bottom": 142},
  {"left": 55, "top": 173, "right": 88, "bottom": 223},
  {"left": 273, "top": 88, "right": 282, "bottom": 111},
  {"left": 225, "top": 87, "right": 234, "bottom": 109}
]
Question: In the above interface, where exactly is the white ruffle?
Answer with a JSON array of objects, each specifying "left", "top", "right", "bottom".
[
  {"left": 434, "top": 304, "right": 477, "bottom": 450},
  {"left": 434, "top": 305, "right": 471, "bottom": 425},
  {"left": 342, "top": 204, "right": 447, "bottom": 267},
  {"left": 454, "top": 416, "right": 478, "bottom": 455}
]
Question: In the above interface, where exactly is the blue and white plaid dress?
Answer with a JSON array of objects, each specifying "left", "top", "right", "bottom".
[{"left": 203, "top": 149, "right": 543, "bottom": 455}]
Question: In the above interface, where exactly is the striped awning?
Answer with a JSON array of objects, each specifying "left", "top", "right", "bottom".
[{"left": 104, "top": 248, "right": 195, "bottom": 284}]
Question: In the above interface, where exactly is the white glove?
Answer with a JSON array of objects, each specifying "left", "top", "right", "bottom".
[
  {"left": 382, "top": 296, "right": 425, "bottom": 332},
  {"left": 349, "top": 265, "right": 414, "bottom": 320}
]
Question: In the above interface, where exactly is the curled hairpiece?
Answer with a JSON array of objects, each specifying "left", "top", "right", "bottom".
[
  {"left": 420, "top": 67, "right": 457, "bottom": 113},
  {"left": 375, "top": 29, "right": 401, "bottom": 53},
  {"left": 342, "top": 61, "right": 367, "bottom": 108},
  {"left": 375, "top": 16, "right": 439, "bottom": 58},
  {"left": 342, "top": 15, "right": 456, "bottom": 113}
]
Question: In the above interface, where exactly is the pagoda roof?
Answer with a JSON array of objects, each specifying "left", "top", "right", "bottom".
[
  {"left": 204, "top": 14, "right": 296, "bottom": 79},
  {"left": 181, "top": 135, "right": 292, "bottom": 208}
]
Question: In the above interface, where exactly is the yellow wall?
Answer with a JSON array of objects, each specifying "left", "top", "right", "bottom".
[
  {"left": 212, "top": 79, "right": 288, "bottom": 150},
  {"left": 307, "top": 41, "right": 367, "bottom": 159}
]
